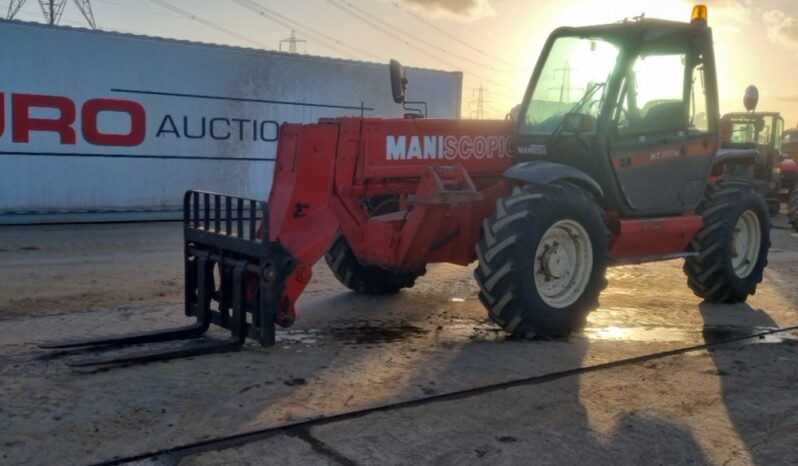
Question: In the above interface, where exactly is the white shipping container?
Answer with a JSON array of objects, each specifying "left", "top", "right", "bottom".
[{"left": 0, "top": 20, "right": 462, "bottom": 223}]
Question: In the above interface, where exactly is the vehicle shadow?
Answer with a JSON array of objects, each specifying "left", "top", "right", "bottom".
[
  {"left": 699, "top": 301, "right": 798, "bottom": 466},
  {"left": 238, "top": 251, "right": 798, "bottom": 464},
  {"left": 302, "top": 300, "right": 716, "bottom": 464}
]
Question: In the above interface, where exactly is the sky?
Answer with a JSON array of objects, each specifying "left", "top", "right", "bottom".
[{"left": 5, "top": 0, "right": 798, "bottom": 124}]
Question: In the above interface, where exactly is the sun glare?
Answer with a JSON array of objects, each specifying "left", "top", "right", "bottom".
[{"left": 594, "top": 326, "right": 628, "bottom": 340}]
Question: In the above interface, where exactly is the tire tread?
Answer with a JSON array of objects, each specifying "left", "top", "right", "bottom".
[
  {"left": 475, "top": 184, "right": 609, "bottom": 338},
  {"left": 683, "top": 180, "right": 770, "bottom": 303},
  {"left": 325, "top": 235, "right": 424, "bottom": 295}
]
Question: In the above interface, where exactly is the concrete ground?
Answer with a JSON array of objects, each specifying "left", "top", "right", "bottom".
[{"left": 1, "top": 218, "right": 798, "bottom": 465}]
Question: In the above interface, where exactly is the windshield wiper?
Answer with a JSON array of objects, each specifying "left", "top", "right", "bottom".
[{"left": 547, "top": 82, "right": 605, "bottom": 147}]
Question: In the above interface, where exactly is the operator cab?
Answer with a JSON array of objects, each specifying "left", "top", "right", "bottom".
[
  {"left": 719, "top": 111, "right": 785, "bottom": 208},
  {"left": 721, "top": 112, "right": 784, "bottom": 151},
  {"left": 514, "top": 6, "right": 718, "bottom": 217},
  {"left": 783, "top": 128, "right": 798, "bottom": 159}
]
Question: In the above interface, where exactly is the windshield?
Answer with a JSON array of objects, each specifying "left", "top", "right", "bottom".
[
  {"left": 519, "top": 35, "right": 620, "bottom": 135},
  {"left": 729, "top": 116, "right": 773, "bottom": 146}
]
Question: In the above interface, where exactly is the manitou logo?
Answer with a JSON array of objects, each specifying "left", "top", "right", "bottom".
[
  {"left": 386, "top": 134, "right": 512, "bottom": 161},
  {"left": 0, "top": 92, "right": 146, "bottom": 146}
]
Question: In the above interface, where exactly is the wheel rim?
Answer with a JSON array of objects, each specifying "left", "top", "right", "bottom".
[
  {"left": 731, "top": 210, "right": 761, "bottom": 278},
  {"left": 533, "top": 219, "right": 593, "bottom": 308}
]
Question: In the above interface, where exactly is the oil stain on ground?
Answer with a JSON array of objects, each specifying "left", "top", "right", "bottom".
[{"left": 278, "top": 322, "right": 427, "bottom": 346}]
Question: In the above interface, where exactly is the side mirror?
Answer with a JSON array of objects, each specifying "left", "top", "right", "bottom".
[
  {"left": 389, "top": 59, "right": 407, "bottom": 104},
  {"left": 744, "top": 85, "right": 759, "bottom": 112},
  {"left": 563, "top": 113, "right": 595, "bottom": 134}
]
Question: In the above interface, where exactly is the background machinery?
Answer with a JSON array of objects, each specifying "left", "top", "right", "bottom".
[
  {"left": 719, "top": 111, "right": 785, "bottom": 214},
  {"left": 781, "top": 127, "right": 798, "bottom": 228},
  {"left": 43, "top": 5, "right": 771, "bottom": 367}
]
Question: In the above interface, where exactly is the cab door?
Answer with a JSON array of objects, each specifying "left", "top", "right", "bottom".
[{"left": 608, "top": 39, "right": 716, "bottom": 215}]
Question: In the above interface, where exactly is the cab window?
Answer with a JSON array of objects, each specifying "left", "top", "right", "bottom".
[
  {"left": 689, "top": 61, "right": 709, "bottom": 133},
  {"left": 519, "top": 36, "right": 619, "bottom": 136},
  {"left": 615, "top": 53, "right": 687, "bottom": 137}
]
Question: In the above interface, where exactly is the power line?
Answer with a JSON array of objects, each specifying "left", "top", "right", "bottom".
[
  {"left": 233, "top": 0, "right": 380, "bottom": 61},
  {"left": 462, "top": 27, "right": 505, "bottom": 50},
  {"left": 335, "top": 0, "right": 515, "bottom": 75},
  {"left": 389, "top": 0, "right": 524, "bottom": 73},
  {"left": 6, "top": 0, "right": 96, "bottom": 28},
  {"left": 468, "top": 86, "right": 517, "bottom": 101},
  {"left": 95, "top": 0, "right": 294, "bottom": 34},
  {"left": 95, "top": 0, "right": 185, "bottom": 19},
  {"left": 147, "top": 0, "right": 270, "bottom": 50},
  {"left": 2, "top": 1, "right": 188, "bottom": 36},
  {"left": 3, "top": 3, "right": 43, "bottom": 19},
  {"left": 324, "top": 0, "right": 457, "bottom": 67},
  {"left": 2, "top": 2, "right": 193, "bottom": 38},
  {"left": 234, "top": 0, "right": 373, "bottom": 59},
  {"left": 324, "top": 0, "right": 511, "bottom": 90}
]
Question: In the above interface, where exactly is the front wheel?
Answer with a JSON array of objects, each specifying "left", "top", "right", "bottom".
[
  {"left": 474, "top": 184, "right": 609, "bottom": 338},
  {"left": 684, "top": 181, "right": 770, "bottom": 302}
]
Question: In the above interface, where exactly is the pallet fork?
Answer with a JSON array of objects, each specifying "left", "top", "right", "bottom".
[{"left": 40, "top": 190, "right": 297, "bottom": 367}]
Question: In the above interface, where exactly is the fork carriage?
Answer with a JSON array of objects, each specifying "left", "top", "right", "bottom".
[{"left": 41, "top": 191, "right": 297, "bottom": 366}]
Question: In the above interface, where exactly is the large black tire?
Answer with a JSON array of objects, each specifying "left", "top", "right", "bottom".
[
  {"left": 325, "top": 234, "right": 424, "bottom": 294},
  {"left": 684, "top": 181, "right": 770, "bottom": 302},
  {"left": 474, "top": 184, "right": 609, "bottom": 338},
  {"left": 788, "top": 188, "right": 798, "bottom": 230}
]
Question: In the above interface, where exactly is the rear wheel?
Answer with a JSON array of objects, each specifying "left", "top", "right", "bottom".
[
  {"left": 325, "top": 234, "right": 424, "bottom": 294},
  {"left": 474, "top": 184, "right": 609, "bottom": 338},
  {"left": 788, "top": 188, "right": 798, "bottom": 230},
  {"left": 684, "top": 181, "right": 770, "bottom": 302}
]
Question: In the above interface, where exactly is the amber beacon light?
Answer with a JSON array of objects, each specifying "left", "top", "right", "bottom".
[{"left": 691, "top": 4, "right": 708, "bottom": 24}]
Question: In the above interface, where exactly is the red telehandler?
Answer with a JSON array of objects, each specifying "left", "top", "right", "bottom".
[{"left": 44, "top": 5, "right": 771, "bottom": 367}]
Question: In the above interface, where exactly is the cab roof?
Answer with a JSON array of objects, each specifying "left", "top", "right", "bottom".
[
  {"left": 723, "top": 112, "right": 783, "bottom": 119},
  {"left": 551, "top": 17, "right": 710, "bottom": 42}
]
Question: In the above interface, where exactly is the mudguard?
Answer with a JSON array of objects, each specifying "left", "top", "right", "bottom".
[
  {"left": 714, "top": 148, "right": 759, "bottom": 166},
  {"left": 503, "top": 161, "right": 603, "bottom": 198}
]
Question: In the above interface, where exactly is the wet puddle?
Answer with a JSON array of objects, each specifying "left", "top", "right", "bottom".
[
  {"left": 585, "top": 325, "right": 796, "bottom": 345},
  {"left": 701, "top": 326, "right": 798, "bottom": 345},
  {"left": 277, "top": 320, "right": 798, "bottom": 347},
  {"left": 278, "top": 323, "right": 427, "bottom": 346},
  {"left": 328, "top": 324, "right": 427, "bottom": 345}
]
